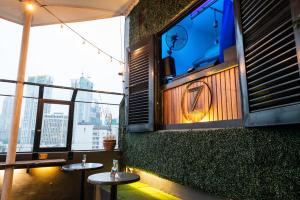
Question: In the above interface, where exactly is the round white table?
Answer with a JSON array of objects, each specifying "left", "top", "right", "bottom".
[
  {"left": 88, "top": 172, "right": 140, "bottom": 200},
  {"left": 62, "top": 163, "right": 103, "bottom": 200}
]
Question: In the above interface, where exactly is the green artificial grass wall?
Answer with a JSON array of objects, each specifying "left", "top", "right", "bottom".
[
  {"left": 119, "top": 98, "right": 300, "bottom": 199},
  {"left": 128, "top": 0, "right": 196, "bottom": 46},
  {"left": 122, "top": 127, "right": 300, "bottom": 199},
  {"left": 126, "top": 1, "right": 300, "bottom": 199}
]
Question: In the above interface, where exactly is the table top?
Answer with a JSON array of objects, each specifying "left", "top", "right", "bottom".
[
  {"left": 62, "top": 163, "right": 103, "bottom": 171},
  {"left": 87, "top": 172, "right": 140, "bottom": 185}
]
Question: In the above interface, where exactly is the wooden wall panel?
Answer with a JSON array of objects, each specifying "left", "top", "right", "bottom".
[{"left": 163, "top": 67, "right": 242, "bottom": 125}]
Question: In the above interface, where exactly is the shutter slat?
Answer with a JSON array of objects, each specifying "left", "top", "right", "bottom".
[
  {"left": 248, "top": 63, "right": 298, "bottom": 86},
  {"left": 241, "top": 0, "right": 257, "bottom": 13},
  {"left": 129, "top": 76, "right": 148, "bottom": 85},
  {"left": 250, "top": 93, "right": 300, "bottom": 110},
  {"left": 246, "top": 40, "right": 295, "bottom": 70},
  {"left": 129, "top": 59, "right": 149, "bottom": 70},
  {"left": 240, "top": 0, "right": 300, "bottom": 112},
  {"left": 249, "top": 85, "right": 300, "bottom": 104},
  {"left": 242, "top": 0, "right": 273, "bottom": 26},
  {"left": 127, "top": 38, "right": 154, "bottom": 129},
  {"left": 249, "top": 78, "right": 300, "bottom": 98},
  {"left": 245, "top": 31, "right": 294, "bottom": 63},
  {"left": 247, "top": 49, "right": 297, "bottom": 80},
  {"left": 243, "top": 0, "right": 287, "bottom": 35},
  {"left": 245, "top": 19, "right": 291, "bottom": 53}
]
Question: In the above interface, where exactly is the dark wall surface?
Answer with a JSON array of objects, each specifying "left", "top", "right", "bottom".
[{"left": 128, "top": 0, "right": 196, "bottom": 46}]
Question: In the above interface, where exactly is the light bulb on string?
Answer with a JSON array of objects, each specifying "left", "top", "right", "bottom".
[
  {"left": 25, "top": 3, "right": 34, "bottom": 12},
  {"left": 118, "top": 62, "right": 124, "bottom": 76},
  {"left": 34, "top": 1, "right": 126, "bottom": 75}
]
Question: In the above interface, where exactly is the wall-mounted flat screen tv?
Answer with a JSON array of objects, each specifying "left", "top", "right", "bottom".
[{"left": 161, "top": 0, "right": 236, "bottom": 77}]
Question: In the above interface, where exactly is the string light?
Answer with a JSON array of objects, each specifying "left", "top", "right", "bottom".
[
  {"left": 34, "top": 0, "right": 125, "bottom": 65},
  {"left": 25, "top": 3, "right": 34, "bottom": 11}
]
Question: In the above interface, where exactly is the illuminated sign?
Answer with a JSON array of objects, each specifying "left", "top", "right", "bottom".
[{"left": 181, "top": 80, "right": 212, "bottom": 122}]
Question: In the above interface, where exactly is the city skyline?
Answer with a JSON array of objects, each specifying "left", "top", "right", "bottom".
[{"left": 0, "top": 74, "right": 119, "bottom": 152}]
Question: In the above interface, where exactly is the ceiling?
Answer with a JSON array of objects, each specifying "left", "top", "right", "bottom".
[{"left": 0, "top": 0, "right": 139, "bottom": 26}]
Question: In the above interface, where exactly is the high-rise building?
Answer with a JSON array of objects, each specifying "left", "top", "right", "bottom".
[
  {"left": 71, "top": 75, "right": 93, "bottom": 124},
  {"left": 40, "top": 112, "right": 68, "bottom": 147},
  {"left": 0, "top": 96, "right": 14, "bottom": 142},
  {"left": 19, "top": 75, "right": 53, "bottom": 146}
]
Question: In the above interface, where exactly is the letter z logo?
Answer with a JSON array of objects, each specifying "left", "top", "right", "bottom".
[{"left": 188, "top": 85, "right": 204, "bottom": 112}]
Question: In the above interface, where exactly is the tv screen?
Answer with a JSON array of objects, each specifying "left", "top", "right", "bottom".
[{"left": 161, "top": 0, "right": 235, "bottom": 77}]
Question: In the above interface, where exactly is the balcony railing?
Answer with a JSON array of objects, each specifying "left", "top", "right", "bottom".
[{"left": 0, "top": 78, "right": 124, "bottom": 153}]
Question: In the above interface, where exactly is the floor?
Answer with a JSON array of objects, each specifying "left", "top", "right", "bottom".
[{"left": 101, "top": 182, "right": 181, "bottom": 200}]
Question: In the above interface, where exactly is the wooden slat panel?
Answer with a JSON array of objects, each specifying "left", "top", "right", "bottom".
[
  {"left": 235, "top": 67, "right": 242, "bottom": 119},
  {"left": 212, "top": 74, "right": 218, "bottom": 121},
  {"left": 225, "top": 70, "right": 233, "bottom": 120},
  {"left": 179, "top": 85, "right": 184, "bottom": 123},
  {"left": 216, "top": 72, "right": 223, "bottom": 121},
  {"left": 221, "top": 71, "right": 228, "bottom": 120},
  {"left": 163, "top": 67, "right": 242, "bottom": 125},
  {"left": 208, "top": 76, "right": 214, "bottom": 121},
  {"left": 230, "top": 68, "right": 238, "bottom": 119},
  {"left": 204, "top": 77, "right": 208, "bottom": 122}
]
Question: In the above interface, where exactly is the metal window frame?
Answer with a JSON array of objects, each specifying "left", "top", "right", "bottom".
[
  {"left": 0, "top": 79, "right": 124, "bottom": 154},
  {"left": 33, "top": 86, "right": 75, "bottom": 152},
  {"left": 234, "top": 0, "right": 300, "bottom": 127}
]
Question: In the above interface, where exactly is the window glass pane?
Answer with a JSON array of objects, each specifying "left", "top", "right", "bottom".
[
  {"left": 0, "top": 96, "right": 38, "bottom": 152},
  {"left": 0, "top": 96, "right": 14, "bottom": 152},
  {"left": 18, "top": 98, "right": 38, "bottom": 152},
  {"left": 72, "top": 103, "right": 119, "bottom": 150},
  {"left": 40, "top": 104, "right": 69, "bottom": 148},
  {"left": 0, "top": 82, "right": 16, "bottom": 96},
  {"left": 23, "top": 84, "right": 39, "bottom": 98},
  {"left": 44, "top": 87, "right": 73, "bottom": 101},
  {"left": 76, "top": 91, "right": 123, "bottom": 105}
]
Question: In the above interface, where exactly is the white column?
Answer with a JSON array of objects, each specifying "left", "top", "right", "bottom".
[{"left": 1, "top": 8, "right": 32, "bottom": 200}]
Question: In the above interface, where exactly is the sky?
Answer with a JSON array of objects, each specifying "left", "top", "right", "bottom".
[
  {"left": 0, "top": 17, "right": 125, "bottom": 118},
  {"left": 0, "top": 16, "right": 125, "bottom": 94}
]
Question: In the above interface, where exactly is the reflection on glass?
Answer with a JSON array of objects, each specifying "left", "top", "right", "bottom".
[
  {"left": 44, "top": 87, "right": 73, "bottom": 101},
  {"left": 0, "top": 96, "right": 38, "bottom": 152},
  {"left": 40, "top": 103, "right": 69, "bottom": 148},
  {"left": 72, "top": 103, "right": 119, "bottom": 150}
]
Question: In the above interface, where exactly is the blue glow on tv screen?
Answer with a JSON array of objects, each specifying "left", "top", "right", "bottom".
[{"left": 161, "top": 0, "right": 235, "bottom": 77}]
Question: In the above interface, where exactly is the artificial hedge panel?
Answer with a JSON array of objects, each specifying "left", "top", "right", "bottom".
[
  {"left": 126, "top": 0, "right": 300, "bottom": 198},
  {"left": 123, "top": 127, "right": 300, "bottom": 199},
  {"left": 128, "top": 0, "right": 196, "bottom": 46}
]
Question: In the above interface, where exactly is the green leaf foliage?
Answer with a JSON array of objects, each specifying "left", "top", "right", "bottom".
[
  {"left": 122, "top": 127, "right": 300, "bottom": 200},
  {"left": 128, "top": 0, "right": 196, "bottom": 46},
  {"left": 120, "top": 97, "right": 300, "bottom": 199}
]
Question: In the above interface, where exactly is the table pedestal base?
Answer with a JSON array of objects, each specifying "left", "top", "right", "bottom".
[
  {"left": 110, "top": 185, "right": 117, "bottom": 200},
  {"left": 94, "top": 185, "right": 102, "bottom": 200},
  {"left": 80, "top": 170, "right": 86, "bottom": 200}
]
